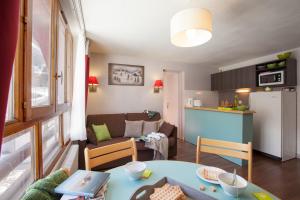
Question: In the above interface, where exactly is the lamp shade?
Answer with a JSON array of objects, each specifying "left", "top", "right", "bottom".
[
  {"left": 171, "top": 8, "right": 212, "bottom": 47},
  {"left": 88, "top": 76, "right": 99, "bottom": 85},
  {"left": 154, "top": 80, "right": 163, "bottom": 88}
]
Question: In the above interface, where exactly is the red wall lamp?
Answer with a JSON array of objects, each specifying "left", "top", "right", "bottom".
[
  {"left": 88, "top": 76, "right": 99, "bottom": 92},
  {"left": 154, "top": 80, "right": 163, "bottom": 93}
]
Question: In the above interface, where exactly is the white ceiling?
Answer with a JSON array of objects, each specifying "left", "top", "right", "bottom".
[{"left": 82, "top": 0, "right": 300, "bottom": 67}]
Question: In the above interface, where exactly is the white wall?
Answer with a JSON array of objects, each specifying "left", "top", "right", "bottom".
[
  {"left": 87, "top": 53, "right": 218, "bottom": 115},
  {"left": 220, "top": 47, "right": 300, "bottom": 157}
]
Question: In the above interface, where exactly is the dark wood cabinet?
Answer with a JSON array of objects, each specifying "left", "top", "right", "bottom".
[
  {"left": 236, "top": 65, "right": 256, "bottom": 89},
  {"left": 211, "top": 65, "right": 256, "bottom": 91},
  {"left": 285, "top": 59, "right": 297, "bottom": 86},
  {"left": 211, "top": 72, "right": 223, "bottom": 91},
  {"left": 211, "top": 58, "right": 297, "bottom": 91}
]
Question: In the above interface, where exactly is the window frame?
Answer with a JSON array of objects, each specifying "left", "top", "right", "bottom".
[
  {"left": 0, "top": 127, "right": 36, "bottom": 199},
  {"left": 55, "top": 10, "right": 70, "bottom": 111},
  {"left": 4, "top": 0, "right": 74, "bottom": 181},
  {"left": 24, "top": 0, "right": 57, "bottom": 121}
]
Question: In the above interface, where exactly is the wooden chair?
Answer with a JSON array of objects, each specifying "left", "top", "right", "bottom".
[
  {"left": 196, "top": 136, "right": 253, "bottom": 182},
  {"left": 84, "top": 138, "right": 137, "bottom": 170}
]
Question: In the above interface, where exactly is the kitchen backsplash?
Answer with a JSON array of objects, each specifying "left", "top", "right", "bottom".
[{"left": 219, "top": 91, "right": 250, "bottom": 106}]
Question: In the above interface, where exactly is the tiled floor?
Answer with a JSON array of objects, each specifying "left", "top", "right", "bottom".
[{"left": 173, "top": 139, "right": 300, "bottom": 200}]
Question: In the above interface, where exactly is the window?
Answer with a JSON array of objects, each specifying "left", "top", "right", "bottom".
[
  {"left": 31, "top": 0, "right": 52, "bottom": 107},
  {"left": 66, "top": 30, "right": 73, "bottom": 103},
  {"left": 41, "top": 116, "right": 61, "bottom": 174},
  {"left": 57, "top": 14, "right": 66, "bottom": 105},
  {"left": 0, "top": 128, "right": 35, "bottom": 200},
  {"left": 5, "top": 79, "right": 14, "bottom": 122},
  {"left": 63, "top": 111, "right": 71, "bottom": 144}
]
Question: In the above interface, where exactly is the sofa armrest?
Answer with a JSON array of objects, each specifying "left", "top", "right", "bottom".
[
  {"left": 72, "top": 140, "right": 87, "bottom": 170},
  {"left": 168, "top": 126, "right": 177, "bottom": 158}
]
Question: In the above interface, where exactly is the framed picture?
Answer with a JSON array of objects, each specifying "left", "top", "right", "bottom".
[{"left": 108, "top": 63, "right": 144, "bottom": 86}]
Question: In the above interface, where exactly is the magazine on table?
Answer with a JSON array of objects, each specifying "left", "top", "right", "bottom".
[{"left": 55, "top": 170, "right": 110, "bottom": 198}]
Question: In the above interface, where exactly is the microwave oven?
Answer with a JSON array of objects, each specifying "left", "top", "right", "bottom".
[{"left": 258, "top": 70, "right": 284, "bottom": 86}]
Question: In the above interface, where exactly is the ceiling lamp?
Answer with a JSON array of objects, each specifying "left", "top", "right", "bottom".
[{"left": 171, "top": 8, "right": 212, "bottom": 47}]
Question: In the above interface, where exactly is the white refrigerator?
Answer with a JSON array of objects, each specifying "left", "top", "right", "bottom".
[{"left": 249, "top": 91, "right": 297, "bottom": 161}]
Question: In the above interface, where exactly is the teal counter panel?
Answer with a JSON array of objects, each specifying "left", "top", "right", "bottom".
[{"left": 185, "top": 109, "right": 253, "bottom": 166}]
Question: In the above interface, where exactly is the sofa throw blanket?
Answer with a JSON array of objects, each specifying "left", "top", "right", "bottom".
[{"left": 145, "top": 132, "right": 168, "bottom": 160}]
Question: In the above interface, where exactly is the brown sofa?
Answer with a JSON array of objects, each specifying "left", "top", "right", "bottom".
[{"left": 77, "top": 113, "right": 177, "bottom": 170}]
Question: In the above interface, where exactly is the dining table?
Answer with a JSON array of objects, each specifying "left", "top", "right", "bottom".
[{"left": 105, "top": 160, "right": 278, "bottom": 200}]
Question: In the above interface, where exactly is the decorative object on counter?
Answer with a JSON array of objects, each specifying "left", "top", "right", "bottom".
[
  {"left": 277, "top": 61, "right": 286, "bottom": 67},
  {"left": 153, "top": 80, "right": 163, "bottom": 93},
  {"left": 234, "top": 95, "right": 239, "bottom": 107},
  {"left": 186, "top": 98, "right": 194, "bottom": 107},
  {"left": 88, "top": 76, "right": 99, "bottom": 92},
  {"left": 277, "top": 52, "right": 292, "bottom": 60},
  {"left": 193, "top": 99, "right": 202, "bottom": 107},
  {"left": 266, "top": 63, "right": 277, "bottom": 69},
  {"left": 265, "top": 87, "right": 272, "bottom": 92},
  {"left": 236, "top": 105, "right": 248, "bottom": 111},
  {"left": 108, "top": 63, "right": 144, "bottom": 86}
]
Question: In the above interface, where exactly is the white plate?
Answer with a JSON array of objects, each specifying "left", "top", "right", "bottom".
[{"left": 196, "top": 166, "right": 226, "bottom": 184}]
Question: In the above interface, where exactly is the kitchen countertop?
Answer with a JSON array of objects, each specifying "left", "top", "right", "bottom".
[{"left": 185, "top": 106, "right": 255, "bottom": 115}]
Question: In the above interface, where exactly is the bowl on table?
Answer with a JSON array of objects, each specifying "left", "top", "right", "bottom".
[
  {"left": 218, "top": 172, "right": 248, "bottom": 197},
  {"left": 124, "top": 161, "right": 146, "bottom": 180}
]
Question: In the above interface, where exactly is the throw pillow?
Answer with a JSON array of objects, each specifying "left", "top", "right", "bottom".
[
  {"left": 159, "top": 122, "right": 175, "bottom": 137},
  {"left": 143, "top": 121, "right": 160, "bottom": 136},
  {"left": 86, "top": 127, "right": 98, "bottom": 145},
  {"left": 124, "top": 120, "right": 143, "bottom": 138},
  {"left": 92, "top": 124, "right": 112, "bottom": 142}
]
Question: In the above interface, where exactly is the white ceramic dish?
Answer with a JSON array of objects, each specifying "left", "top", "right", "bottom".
[
  {"left": 124, "top": 161, "right": 146, "bottom": 180},
  {"left": 196, "top": 166, "right": 226, "bottom": 184},
  {"left": 218, "top": 172, "right": 248, "bottom": 197}
]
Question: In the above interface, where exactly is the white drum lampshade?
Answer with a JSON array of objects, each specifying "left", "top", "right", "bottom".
[{"left": 171, "top": 8, "right": 212, "bottom": 47}]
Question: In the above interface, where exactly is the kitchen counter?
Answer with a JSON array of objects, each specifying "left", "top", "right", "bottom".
[
  {"left": 184, "top": 107, "right": 253, "bottom": 166},
  {"left": 185, "top": 106, "right": 255, "bottom": 115}
]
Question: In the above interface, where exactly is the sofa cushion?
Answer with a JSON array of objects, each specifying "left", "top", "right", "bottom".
[
  {"left": 124, "top": 120, "right": 143, "bottom": 138},
  {"left": 143, "top": 121, "right": 160, "bottom": 136},
  {"left": 86, "top": 137, "right": 150, "bottom": 151},
  {"left": 159, "top": 122, "right": 175, "bottom": 137},
  {"left": 92, "top": 124, "right": 112, "bottom": 142},
  {"left": 86, "top": 127, "right": 98, "bottom": 145},
  {"left": 86, "top": 114, "right": 126, "bottom": 137},
  {"left": 127, "top": 113, "right": 161, "bottom": 121}
]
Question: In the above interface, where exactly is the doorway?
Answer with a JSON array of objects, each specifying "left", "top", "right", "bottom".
[{"left": 163, "top": 69, "right": 184, "bottom": 139}]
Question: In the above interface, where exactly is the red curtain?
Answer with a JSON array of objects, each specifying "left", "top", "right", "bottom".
[
  {"left": 0, "top": 0, "right": 20, "bottom": 152},
  {"left": 85, "top": 55, "right": 90, "bottom": 109}
]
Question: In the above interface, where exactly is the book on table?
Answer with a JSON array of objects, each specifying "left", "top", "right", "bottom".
[{"left": 55, "top": 170, "right": 110, "bottom": 198}]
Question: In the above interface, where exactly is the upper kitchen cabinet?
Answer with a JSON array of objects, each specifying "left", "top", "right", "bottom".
[
  {"left": 211, "top": 72, "right": 223, "bottom": 91},
  {"left": 211, "top": 65, "right": 256, "bottom": 91},
  {"left": 236, "top": 65, "right": 256, "bottom": 89}
]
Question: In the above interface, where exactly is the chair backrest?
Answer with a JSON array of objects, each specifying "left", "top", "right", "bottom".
[
  {"left": 84, "top": 138, "right": 137, "bottom": 170},
  {"left": 196, "top": 137, "right": 252, "bottom": 182}
]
